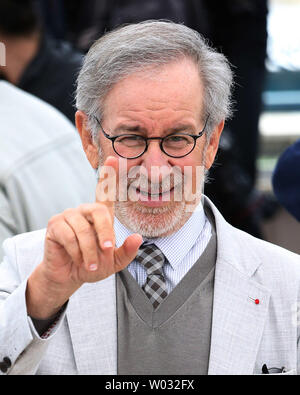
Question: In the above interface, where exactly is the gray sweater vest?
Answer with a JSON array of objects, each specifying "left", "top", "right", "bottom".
[{"left": 116, "top": 215, "right": 217, "bottom": 375}]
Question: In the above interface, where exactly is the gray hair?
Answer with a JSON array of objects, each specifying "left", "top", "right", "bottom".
[{"left": 76, "top": 20, "right": 234, "bottom": 141}]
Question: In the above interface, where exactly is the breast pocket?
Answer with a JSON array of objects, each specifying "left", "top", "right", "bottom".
[
  {"left": 268, "top": 369, "right": 296, "bottom": 375},
  {"left": 255, "top": 368, "right": 296, "bottom": 375}
]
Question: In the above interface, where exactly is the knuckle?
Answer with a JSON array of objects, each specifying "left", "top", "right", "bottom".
[
  {"left": 93, "top": 205, "right": 111, "bottom": 221},
  {"left": 63, "top": 207, "right": 77, "bottom": 216},
  {"left": 62, "top": 208, "right": 79, "bottom": 222},
  {"left": 78, "top": 203, "right": 110, "bottom": 222},
  {"left": 65, "top": 232, "right": 78, "bottom": 245},
  {"left": 77, "top": 203, "right": 92, "bottom": 212},
  {"left": 93, "top": 203, "right": 108, "bottom": 215},
  {"left": 47, "top": 213, "right": 63, "bottom": 227},
  {"left": 77, "top": 223, "right": 92, "bottom": 236},
  {"left": 98, "top": 221, "right": 113, "bottom": 234},
  {"left": 78, "top": 202, "right": 101, "bottom": 213}
]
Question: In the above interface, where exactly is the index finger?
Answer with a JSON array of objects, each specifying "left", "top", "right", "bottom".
[{"left": 95, "top": 156, "right": 119, "bottom": 215}]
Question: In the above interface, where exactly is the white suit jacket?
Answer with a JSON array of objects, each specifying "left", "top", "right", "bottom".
[
  {"left": 0, "top": 81, "right": 96, "bottom": 261},
  {"left": 0, "top": 197, "right": 299, "bottom": 375}
]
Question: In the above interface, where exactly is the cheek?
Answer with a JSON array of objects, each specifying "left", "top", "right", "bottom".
[
  {"left": 172, "top": 151, "right": 205, "bottom": 192},
  {"left": 172, "top": 147, "right": 204, "bottom": 170}
]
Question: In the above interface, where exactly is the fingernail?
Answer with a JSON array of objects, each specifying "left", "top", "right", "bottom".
[
  {"left": 89, "top": 264, "right": 98, "bottom": 271},
  {"left": 103, "top": 241, "right": 113, "bottom": 248}
]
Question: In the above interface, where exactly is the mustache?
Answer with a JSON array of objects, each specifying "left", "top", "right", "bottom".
[{"left": 126, "top": 166, "right": 184, "bottom": 194}]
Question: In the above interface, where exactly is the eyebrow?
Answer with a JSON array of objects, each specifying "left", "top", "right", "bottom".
[
  {"left": 112, "top": 124, "right": 196, "bottom": 136},
  {"left": 165, "top": 125, "right": 196, "bottom": 134},
  {"left": 113, "top": 125, "right": 146, "bottom": 134}
]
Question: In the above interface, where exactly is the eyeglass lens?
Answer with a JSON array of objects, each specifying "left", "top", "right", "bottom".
[{"left": 113, "top": 134, "right": 196, "bottom": 158}]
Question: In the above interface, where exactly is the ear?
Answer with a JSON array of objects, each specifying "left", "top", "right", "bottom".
[
  {"left": 204, "top": 120, "right": 224, "bottom": 170},
  {"left": 75, "top": 110, "right": 99, "bottom": 169}
]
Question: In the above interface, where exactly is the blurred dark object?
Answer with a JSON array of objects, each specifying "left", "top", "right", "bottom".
[
  {"left": 37, "top": 0, "right": 66, "bottom": 40},
  {"left": 0, "top": 0, "right": 41, "bottom": 35},
  {"left": 0, "top": 0, "right": 82, "bottom": 123},
  {"left": 205, "top": 128, "right": 279, "bottom": 238},
  {"left": 17, "top": 35, "right": 83, "bottom": 123},
  {"left": 272, "top": 140, "right": 300, "bottom": 222},
  {"left": 61, "top": 0, "right": 190, "bottom": 52},
  {"left": 196, "top": 0, "right": 270, "bottom": 238}
]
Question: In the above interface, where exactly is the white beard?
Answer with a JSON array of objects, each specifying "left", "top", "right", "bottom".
[
  {"left": 115, "top": 199, "right": 190, "bottom": 238},
  {"left": 97, "top": 159, "right": 206, "bottom": 238}
]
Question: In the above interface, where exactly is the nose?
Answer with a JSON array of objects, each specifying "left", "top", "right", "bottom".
[
  {"left": 140, "top": 140, "right": 172, "bottom": 183},
  {"left": 143, "top": 139, "right": 170, "bottom": 164}
]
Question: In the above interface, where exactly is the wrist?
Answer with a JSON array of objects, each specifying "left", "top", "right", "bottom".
[{"left": 26, "top": 263, "right": 76, "bottom": 319}]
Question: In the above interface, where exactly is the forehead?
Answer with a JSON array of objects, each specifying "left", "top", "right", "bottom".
[{"left": 102, "top": 59, "right": 204, "bottom": 125}]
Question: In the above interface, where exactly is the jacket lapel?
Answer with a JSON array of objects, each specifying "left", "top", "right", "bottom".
[
  {"left": 66, "top": 274, "right": 117, "bottom": 374},
  {"left": 208, "top": 260, "right": 270, "bottom": 374},
  {"left": 206, "top": 197, "right": 271, "bottom": 374}
]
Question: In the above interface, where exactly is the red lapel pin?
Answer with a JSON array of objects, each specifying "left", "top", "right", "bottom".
[{"left": 249, "top": 297, "right": 260, "bottom": 305}]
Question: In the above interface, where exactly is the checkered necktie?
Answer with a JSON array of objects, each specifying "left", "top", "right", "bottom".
[{"left": 135, "top": 243, "right": 168, "bottom": 309}]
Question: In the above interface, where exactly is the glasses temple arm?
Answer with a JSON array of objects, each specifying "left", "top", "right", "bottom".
[{"left": 93, "top": 116, "right": 112, "bottom": 139}]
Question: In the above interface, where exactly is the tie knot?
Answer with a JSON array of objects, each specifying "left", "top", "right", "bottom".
[{"left": 135, "top": 243, "right": 165, "bottom": 275}]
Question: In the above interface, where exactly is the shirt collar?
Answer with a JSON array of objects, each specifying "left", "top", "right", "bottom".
[{"left": 114, "top": 202, "right": 206, "bottom": 269}]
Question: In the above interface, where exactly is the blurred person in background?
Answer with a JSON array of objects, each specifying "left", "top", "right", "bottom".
[
  {"left": 272, "top": 139, "right": 300, "bottom": 222},
  {"left": 0, "top": 0, "right": 83, "bottom": 123},
  {"left": 0, "top": 80, "right": 96, "bottom": 261}
]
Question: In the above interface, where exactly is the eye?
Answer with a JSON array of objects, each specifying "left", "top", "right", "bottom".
[
  {"left": 115, "top": 135, "right": 145, "bottom": 147},
  {"left": 164, "top": 135, "right": 193, "bottom": 147},
  {"left": 167, "top": 135, "right": 188, "bottom": 142}
]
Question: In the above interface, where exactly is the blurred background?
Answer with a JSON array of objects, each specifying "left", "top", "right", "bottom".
[
  {"left": 0, "top": 0, "right": 299, "bottom": 254},
  {"left": 258, "top": 0, "right": 300, "bottom": 254}
]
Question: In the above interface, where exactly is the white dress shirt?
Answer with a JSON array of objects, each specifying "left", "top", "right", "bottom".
[{"left": 114, "top": 203, "right": 212, "bottom": 293}]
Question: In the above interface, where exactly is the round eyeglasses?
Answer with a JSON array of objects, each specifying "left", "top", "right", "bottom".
[{"left": 93, "top": 115, "right": 209, "bottom": 159}]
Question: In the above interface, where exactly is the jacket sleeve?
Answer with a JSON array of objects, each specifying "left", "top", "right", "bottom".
[
  {"left": 0, "top": 188, "right": 18, "bottom": 262},
  {"left": 0, "top": 236, "right": 66, "bottom": 375}
]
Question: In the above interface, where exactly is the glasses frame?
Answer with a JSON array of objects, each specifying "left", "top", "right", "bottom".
[{"left": 93, "top": 115, "right": 210, "bottom": 159}]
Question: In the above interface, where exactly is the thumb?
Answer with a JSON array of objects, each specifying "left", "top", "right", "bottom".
[{"left": 114, "top": 234, "right": 143, "bottom": 272}]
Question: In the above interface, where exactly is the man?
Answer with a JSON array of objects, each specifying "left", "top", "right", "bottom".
[
  {"left": 0, "top": 0, "right": 83, "bottom": 123},
  {"left": 0, "top": 21, "right": 299, "bottom": 375},
  {"left": 0, "top": 81, "right": 96, "bottom": 261}
]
